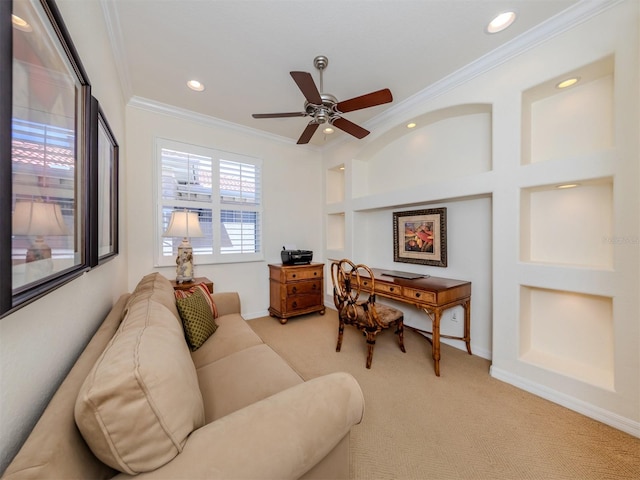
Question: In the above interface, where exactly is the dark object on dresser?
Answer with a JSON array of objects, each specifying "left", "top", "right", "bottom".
[{"left": 281, "top": 247, "right": 313, "bottom": 265}]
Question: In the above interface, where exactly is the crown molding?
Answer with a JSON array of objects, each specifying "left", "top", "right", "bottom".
[
  {"left": 367, "top": 0, "right": 624, "bottom": 132},
  {"left": 128, "top": 96, "right": 319, "bottom": 150},
  {"left": 100, "top": 0, "right": 132, "bottom": 103}
]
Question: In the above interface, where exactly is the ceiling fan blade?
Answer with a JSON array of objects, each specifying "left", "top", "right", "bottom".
[
  {"left": 290, "top": 71, "right": 322, "bottom": 105},
  {"left": 297, "top": 122, "right": 320, "bottom": 144},
  {"left": 252, "top": 112, "right": 306, "bottom": 119},
  {"left": 336, "top": 88, "right": 393, "bottom": 113},
  {"left": 332, "top": 117, "right": 370, "bottom": 139}
]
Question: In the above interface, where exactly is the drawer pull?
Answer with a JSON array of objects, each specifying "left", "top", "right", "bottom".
[
  {"left": 312, "top": 284, "right": 316, "bottom": 290},
  {"left": 415, "top": 292, "right": 421, "bottom": 298},
  {"left": 389, "top": 287, "right": 395, "bottom": 292},
  {"left": 292, "top": 286, "right": 297, "bottom": 293},
  {"left": 292, "top": 301, "right": 297, "bottom": 308},
  {"left": 314, "top": 271, "right": 318, "bottom": 276},
  {"left": 292, "top": 274, "right": 297, "bottom": 278}
]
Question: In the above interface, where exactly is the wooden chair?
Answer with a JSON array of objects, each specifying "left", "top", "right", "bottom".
[{"left": 331, "top": 259, "right": 406, "bottom": 368}]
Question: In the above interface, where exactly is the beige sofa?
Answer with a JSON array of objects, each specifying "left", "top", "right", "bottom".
[{"left": 3, "top": 273, "right": 364, "bottom": 479}]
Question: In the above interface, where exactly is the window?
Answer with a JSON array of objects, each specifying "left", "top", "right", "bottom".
[{"left": 155, "top": 139, "right": 263, "bottom": 266}]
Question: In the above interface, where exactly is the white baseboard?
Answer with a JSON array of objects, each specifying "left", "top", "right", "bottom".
[
  {"left": 490, "top": 366, "right": 640, "bottom": 438},
  {"left": 244, "top": 310, "right": 270, "bottom": 320}
]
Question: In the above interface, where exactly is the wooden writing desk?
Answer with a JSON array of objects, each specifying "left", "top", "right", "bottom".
[{"left": 358, "top": 268, "right": 471, "bottom": 376}]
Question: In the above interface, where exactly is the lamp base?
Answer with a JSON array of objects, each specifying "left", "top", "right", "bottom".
[
  {"left": 26, "top": 237, "right": 52, "bottom": 263},
  {"left": 175, "top": 242, "right": 194, "bottom": 283},
  {"left": 25, "top": 238, "right": 54, "bottom": 283}
]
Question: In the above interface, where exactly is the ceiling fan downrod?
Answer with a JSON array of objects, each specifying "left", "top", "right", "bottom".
[{"left": 314, "top": 55, "right": 328, "bottom": 94}]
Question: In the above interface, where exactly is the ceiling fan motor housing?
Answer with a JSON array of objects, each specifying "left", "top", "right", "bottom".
[{"left": 305, "top": 93, "right": 338, "bottom": 123}]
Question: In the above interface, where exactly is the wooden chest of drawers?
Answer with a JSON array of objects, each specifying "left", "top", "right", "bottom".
[{"left": 268, "top": 263, "right": 325, "bottom": 324}]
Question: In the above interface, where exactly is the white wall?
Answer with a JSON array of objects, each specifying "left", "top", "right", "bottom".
[
  {"left": 125, "top": 104, "right": 323, "bottom": 318},
  {"left": 0, "top": 0, "right": 128, "bottom": 473},
  {"left": 322, "top": 0, "right": 639, "bottom": 435}
]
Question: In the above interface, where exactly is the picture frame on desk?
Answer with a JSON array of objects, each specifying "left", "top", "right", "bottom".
[{"left": 393, "top": 208, "right": 447, "bottom": 267}]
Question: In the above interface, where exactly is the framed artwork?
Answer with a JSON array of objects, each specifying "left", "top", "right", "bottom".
[
  {"left": 393, "top": 208, "right": 447, "bottom": 267},
  {"left": 96, "top": 106, "right": 119, "bottom": 263}
]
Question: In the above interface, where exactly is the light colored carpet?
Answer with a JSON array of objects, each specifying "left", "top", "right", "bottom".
[{"left": 248, "top": 309, "right": 640, "bottom": 480}]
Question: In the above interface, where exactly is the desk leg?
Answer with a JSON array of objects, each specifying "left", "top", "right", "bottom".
[
  {"left": 463, "top": 298, "right": 472, "bottom": 355},
  {"left": 431, "top": 308, "right": 442, "bottom": 377}
]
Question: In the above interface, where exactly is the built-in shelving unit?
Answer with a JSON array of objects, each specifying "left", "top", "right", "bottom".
[
  {"left": 518, "top": 56, "right": 616, "bottom": 389},
  {"left": 323, "top": 104, "right": 494, "bottom": 355},
  {"left": 322, "top": 2, "right": 639, "bottom": 436}
]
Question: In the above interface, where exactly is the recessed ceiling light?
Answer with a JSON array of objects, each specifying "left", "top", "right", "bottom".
[
  {"left": 556, "top": 77, "right": 580, "bottom": 89},
  {"left": 487, "top": 11, "right": 516, "bottom": 33},
  {"left": 187, "top": 80, "right": 205, "bottom": 92},
  {"left": 323, "top": 127, "right": 334, "bottom": 134},
  {"left": 12, "top": 14, "right": 32, "bottom": 32},
  {"left": 556, "top": 183, "right": 579, "bottom": 189},
  {"left": 406, "top": 122, "right": 417, "bottom": 129}
]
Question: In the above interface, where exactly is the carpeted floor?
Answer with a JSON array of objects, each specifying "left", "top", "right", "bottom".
[{"left": 248, "top": 309, "right": 640, "bottom": 480}]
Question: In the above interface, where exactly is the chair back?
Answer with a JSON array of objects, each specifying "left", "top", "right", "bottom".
[{"left": 331, "top": 259, "right": 377, "bottom": 326}]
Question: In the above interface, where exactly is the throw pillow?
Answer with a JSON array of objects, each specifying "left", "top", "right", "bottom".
[
  {"left": 176, "top": 288, "right": 218, "bottom": 351},
  {"left": 174, "top": 283, "right": 218, "bottom": 318}
]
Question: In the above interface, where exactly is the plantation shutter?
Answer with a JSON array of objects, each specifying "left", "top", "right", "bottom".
[{"left": 220, "top": 159, "right": 262, "bottom": 254}]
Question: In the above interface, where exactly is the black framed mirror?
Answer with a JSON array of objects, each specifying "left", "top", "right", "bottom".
[
  {"left": 2, "top": 0, "right": 92, "bottom": 317},
  {"left": 96, "top": 106, "right": 119, "bottom": 263}
]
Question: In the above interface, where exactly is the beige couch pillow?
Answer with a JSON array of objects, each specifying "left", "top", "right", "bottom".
[
  {"left": 124, "top": 272, "right": 181, "bottom": 324},
  {"left": 74, "top": 299, "right": 205, "bottom": 475}
]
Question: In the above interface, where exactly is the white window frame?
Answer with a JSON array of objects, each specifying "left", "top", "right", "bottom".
[{"left": 153, "top": 138, "right": 263, "bottom": 266}]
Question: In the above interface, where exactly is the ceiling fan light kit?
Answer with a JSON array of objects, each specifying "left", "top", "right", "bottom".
[{"left": 252, "top": 55, "right": 393, "bottom": 144}]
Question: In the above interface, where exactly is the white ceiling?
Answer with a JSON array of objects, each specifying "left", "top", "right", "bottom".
[{"left": 103, "top": 0, "right": 582, "bottom": 146}]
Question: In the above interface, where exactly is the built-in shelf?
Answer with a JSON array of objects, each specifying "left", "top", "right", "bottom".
[
  {"left": 326, "top": 213, "right": 345, "bottom": 251},
  {"left": 520, "top": 178, "right": 613, "bottom": 268},
  {"left": 326, "top": 164, "right": 345, "bottom": 204},
  {"left": 522, "top": 56, "right": 614, "bottom": 165},
  {"left": 519, "top": 286, "right": 614, "bottom": 390},
  {"left": 352, "top": 104, "right": 492, "bottom": 199}
]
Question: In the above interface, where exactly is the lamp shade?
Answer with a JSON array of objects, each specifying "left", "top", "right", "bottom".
[
  {"left": 13, "top": 200, "right": 68, "bottom": 236},
  {"left": 163, "top": 210, "right": 204, "bottom": 238}
]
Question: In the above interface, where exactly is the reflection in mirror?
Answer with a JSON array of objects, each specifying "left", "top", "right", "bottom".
[{"left": 11, "top": 0, "right": 85, "bottom": 291}]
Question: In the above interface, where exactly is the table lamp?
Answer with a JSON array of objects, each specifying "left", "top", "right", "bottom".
[
  {"left": 163, "top": 210, "right": 204, "bottom": 283},
  {"left": 12, "top": 200, "right": 69, "bottom": 265}
]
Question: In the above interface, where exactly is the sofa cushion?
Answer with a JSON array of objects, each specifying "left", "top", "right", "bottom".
[
  {"left": 75, "top": 299, "right": 205, "bottom": 475},
  {"left": 176, "top": 288, "right": 218, "bottom": 351},
  {"left": 190, "top": 312, "right": 264, "bottom": 368},
  {"left": 196, "top": 343, "right": 304, "bottom": 421},
  {"left": 123, "top": 272, "right": 181, "bottom": 324}
]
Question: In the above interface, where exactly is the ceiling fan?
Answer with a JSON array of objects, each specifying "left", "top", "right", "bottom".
[{"left": 252, "top": 55, "right": 393, "bottom": 144}]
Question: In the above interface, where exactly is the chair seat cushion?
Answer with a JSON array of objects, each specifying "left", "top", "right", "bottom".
[
  {"left": 348, "top": 302, "right": 403, "bottom": 327},
  {"left": 374, "top": 303, "right": 404, "bottom": 325}
]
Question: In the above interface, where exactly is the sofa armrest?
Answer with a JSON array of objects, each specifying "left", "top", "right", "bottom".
[
  {"left": 211, "top": 291, "right": 241, "bottom": 317},
  {"left": 112, "top": 372, "right": 364, "bottom": 480}
]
